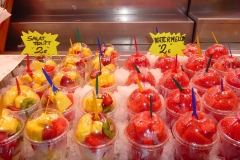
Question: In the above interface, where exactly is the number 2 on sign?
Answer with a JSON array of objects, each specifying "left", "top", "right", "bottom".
[
  {"left": 34, "top": 47, "right": 47, "bottom": 54},
  {"left": 159, "top": 44, "right": 171, "bottom": 54}
]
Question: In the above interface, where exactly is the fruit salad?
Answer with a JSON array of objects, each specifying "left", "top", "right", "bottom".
[
  {"left": 82, "top": 90, "right": 116, "bottom": 118},
  {"left": 218, "top": 110, "right": 240, "bottom": 159},
  {"left": 126, "top": 68, "right": 156, "bottom": 87},
  {"left": 127, "top": 88, "right": 163, "bottom": 119},
  {"left": 202, "top": 85, "right": 238, "bottom": 122},
  {"left": 125, "top": 111, "right": 169, "bottom": 160},
  {"left": 124, "top": 53, "right": 150, "bottom": 71},
  {"left": 68, "top": 42, "right": 92, "bottom": 59},
  {"left": 204, "top": 44, "right": 229, "bottom": 65},
  {"left": 18, "top": 69, "right": 49, "bottom": 98},
  {"left": 52, "top": 67, "right": 84, "bottom": 93},
  {"left": 3, "top": 85, "right": 40, "bottom": 121},
  {"left": 153, "top": 55, "right": 180, "bottom": 73},
  {"left": 41, "top": 88, "right": 75, "bottom": 122},
  {"left": 191, "top": 68, "right": 221, "bottom": 96},
  {"left": 172, "top": 111, "right": 218, "bottom": 160},
  {"left": 75, "top": 113, "right": 117, "bottom": 160},
  {"left": 165, "top": 88, "right": 201, "bottom": 128},
  {"left": 0, "top": 109, "right": 24, "bottom": 160},
  {"left": 24, "top": 108, "right": 69, "bottom": 160}
]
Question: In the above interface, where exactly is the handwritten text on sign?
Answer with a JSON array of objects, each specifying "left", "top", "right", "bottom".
[
  {"left": 149, "top": 32, "right": 186, "bottom": 57},
  {"left": 21, "top": 31, "right": 60, "bottom": 56}
]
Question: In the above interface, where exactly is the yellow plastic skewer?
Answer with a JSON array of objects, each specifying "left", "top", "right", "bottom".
[
  {"left": 92, "top": 90, "right": 100, "bottom": 120},
  {"left": 212, "top": 32, "right": 219, "bottom": 44},
  {"left": 0, "top": 95, "right": 4, "bottom": 118},
  {"left": 70, "top": 39, "right": 74, "bottom": 54},
  {"left": 136, "top": 79, "right": 143, "bottom": 93},
  {"left": 196, "top": 37, "right": 202, "bottom": 57}
]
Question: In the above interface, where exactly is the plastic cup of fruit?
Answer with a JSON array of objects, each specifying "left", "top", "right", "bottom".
[
  {"left": 74, "top": 113, "right": 118, "bottom": 160},
  {"left": 81, "top": 89, "right": 117, "bottom": 120},
  {"left": 3, "top": 85, "right": 40, "bottom": 122},
  {"left": 126, "top": 68, "right": 156, "bottom": 87},
  {"left": 124, "top": 111, "right": 169, "bottom": 160},
  {"left": 24, "top": 108, "right": 69, "bottom": 160},
  {"left": 204, "top": 44, "right": 229, "bottom": 66},
  {"left": 172, "top": 111, "right": 218, "bottom": 160},
  {"left": 181, "top": 43, "right": 198, "bottom": 57},
  {"left": 89, "top": 67, "right": 117, "bottom": 93},
  {"left": 212, "top": 55, "right": 240, "bottom": 78},
  {"left": 218, "top": 110, "right": 240, "bottom": 159},
  {"left": 18, "top": 69, "right": 49, "bottom": 98},
  {"left": 182, "top": 55, "right": 208, "bottom": 79},
  {"left": 153, "top": 55, "right": 180, "bottom": 73},
  {"left": 190, "top": 68, "right": 221, "bottom": 96},
  {"left": 165, "top": 88, "right": 202, "bottom": 128},
  {"left": 53, "top": 66, "right": 84, "bottom": 93},
  {"left": 202, "top": 85, "right": 239, "bottom": 122},
  {"left": 40, "top": 88, "right": 76, "bottom": 123},
  {"left": 124, "top": 53, "right": 150, "bottom": 71},
  {"left": 0, "top": 109, "right": 25, "bottom": 160},
  {"left": 157, "top": 69, "right": 190, "bottom": 98},
  {"left": 223, "top": 68, "right": 240, "bottom": 98},
  {"left": 127, "top": 88, "right": 164, "bottom": 120}
]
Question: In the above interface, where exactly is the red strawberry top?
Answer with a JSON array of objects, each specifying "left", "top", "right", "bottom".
[
  {"left": 202, "top": 85, "right": 238, "bottom": 111},
  {"left": 205, "top": 44, "right": 229, "bottom": 60},
  {"left": 153, "top": 55, "right": 180, "bottom": 73},
  {"left": 125, "top": 111, "right": 168, "bottom": 145},
  {"left": 192, "top": 68, "right": 221, "bottom": 88},
  {"left": 124, "top": 53, "right": 150, "bottom": 71},
  {"left": 213, "top": 55, "right": 240, "bottom": 72},
  {"left": 166, "top": 88, "right": 201, "bottom": 115},
  {"left": 218, "top": 110, "right": 240, "bottom": 141},
  {"left": 126, "top": 69, "right": 156, "bottom": 87},
  {"left": 173, "top": 111, "right": 218, "bottom": 145},
  {"left": 182, "top": 43, "right": 198, "bottom": 57},
  {"left": 127, "top": 88, "right": 163, "bottom": 114},
  {"left": 225, "top": 68, "right": 240, "bottom": 88}
]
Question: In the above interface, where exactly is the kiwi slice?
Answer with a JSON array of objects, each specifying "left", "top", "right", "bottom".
[
  {"left": 20, "top": 98, "right": 36, "bottom": 109},
  {"left": 103, "top": 118, "right": 115, "bottom": 138}
]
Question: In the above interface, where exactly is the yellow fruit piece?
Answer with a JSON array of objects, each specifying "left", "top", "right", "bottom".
[
  {"left": 107, "top": 74, "right": 115, "bottom": 86},
  {"left": 90, "top": 74, "right": 108, "bottom": 87},
  {"left": 105, "top": 47, "right": 114, "bottom": 56},
  {"left": 3, "top": 89, "right": 18, "bottom": 107},
  {"left": 106, "top": 64, "right": 116, "bottom": 72},
  {"left": 30, "top": 60, "right": 45, "bottom": 70},
  {"left": 53, "top": 92, "right": 72, "bottom": 113},
  {"left": 83, "top": 97, "right": 103, "bottom": 113},
  {"left": 68, "top": 71, "right": 80, "bottom": 81},
  {"left": 15, "top": 95, "right": 27, "bottom": 108},
  {"left": 65, "top": 55, "right": 78, "bottom": 65},
  {"left": 37, "top": 113, "right": 58, "bottom": 125},
  {"left": 33, "top": 69, "right": 46, "bottom": 85},
  {"left": 0, "top": 115, "right": 19, "bottom": 134},
  {"left": 91, "top": 121, "right": 103, "bottom": 134},
  {"left": 20, "top": 74, "right": 33, "bottom": 83},
  {"left": 101, "top": 67, "right": 110, "bottom": 75},
  {"left": 26, "top": 119, "right": 45, "bottom": 141},
  {"left": 32, "top": 83, "right": 42, "bottom": 90},
  {"left": 52, "top": 74, "right": 64, "bottom": 86},
  {"left": 45, "top": 59, "right": 57, "bottom": 68},
  {"left": 76, "top": 114, "right": 92, "bottom": 142},
  {"left": 81, "top": 48, "right": 91, "bottom": 58},
  {"left": 24, "top": 90, "right": 39, "bottom": 101}
]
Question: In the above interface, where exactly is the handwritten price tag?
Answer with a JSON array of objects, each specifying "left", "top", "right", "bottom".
[
  {"left": 21, "top": 31, "right": 60, "bottom": 56},
  {"left": 149, "top": 32, "right": 186, "bottom": 57}
]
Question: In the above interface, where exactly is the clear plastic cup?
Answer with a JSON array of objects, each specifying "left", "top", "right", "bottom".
[
  {"left": 202, "top": 85, "right": 239, "bottom": 122},
  {"left": 24, "top": 108, "right": 69, "bottom": 160},
  {"left": 157, "top": 69, "right": 189, "bottom": 98},
  {"left": 172, "top": 111, "right": 218, "bottom": 160},
  {"left": 3, "top": 85, "right": 40, "bottom": 122},
  {"left": 126, "top": 88, "right": 164, "bottom": 120},
  {"left": 81, "top": 89, "right": 117, "bottom": 120},
  {"left": 181, "top": 43, "right": 198, "bottom": 57},
  {"left": 74, "top": 113, "right": 118, "bottom": 160},
  {"left": 218, "top": 110, "right": 240, "bottom": 159},
  {"left": 0, "top": 109, "right": 25, "bottom": 160},
  {"left": 165, "top": 88, "right": 202, "bottom": 128},
  {"left": 153, "top": 55, "right": 180, "bottom": 73},
  {"left": 126, "top": 68, "right": 156, "bottom": 87},
  {"left": 124, "top": 53, "right": 150, "bottom": 71},
  {"left": 190, "top": 68, "right": 221, "bottom": 96},
  {"left": 40, "top": 88, "right": 76, "bottom": 123},
  {"left": 224, "top": 68, "right": 240, "bottom": 98},
  {"left": 125, "top": 111, "right": 169, "bottom": 160}
]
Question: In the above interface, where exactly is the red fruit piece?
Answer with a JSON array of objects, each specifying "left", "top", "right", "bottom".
[
  {"left": 42, "top": 126, "right": 56, "bottom": 140},
  {"left": 220, "top": 118, "right": 238, "bottom": 138},
  {"left": 52, "top": 117, "right": 67, "bottom": 136},
  {"left": 90, "top": 69, "right": 101, "bottom": 79},
  {"left": 141, "top": 137, "right": 153, "bottom": 145},
  {"left": 101, "top": 56, "right": 112, "bottom": 66},
  {"left": 44, "top": 65, "right": 55, "bottom": 72},
  {"left": 84, "top": 134, "right": 106, "bottom": 146},
  {"left": 60, "top": 75, "right": 73, "bottom": 86},
  {"left": 0, "top": 132, "right": 8, "bottom": 141},
  {"left": 102, "top": 93, "right": 113, "bottom": 107},
  {"left": 199, "top": 119, "right": 217, "bottom": 138},
  {"left": 133, "top": 118, "right": 150, "bottom": 136}
]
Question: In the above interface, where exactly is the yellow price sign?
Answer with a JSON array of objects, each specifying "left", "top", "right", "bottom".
[
  {"left": 149, "top": 32, "right": 186, "bottom": 57},
  {"left": 21, "top": 31, "right": 60, "bottom": 56}
]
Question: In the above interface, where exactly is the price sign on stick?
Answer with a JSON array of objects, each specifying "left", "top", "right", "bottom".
[
  {"left": 149, "top": 32, "right": 186, "bottom": 57},
  {"left": 21, "top": 31, "right": 60, "bottom": 56}
]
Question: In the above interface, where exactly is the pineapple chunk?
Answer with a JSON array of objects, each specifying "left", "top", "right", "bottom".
[
  {"left": 107, "top": 74, "right": 115, "bottom": 86},
  {"left": 53, "top": 92, "right": 72, "bottom": 113},
  {"left": 45, "top": 59, "right": 56, "bottom": 68},
  {"left": 91, "top": 121, "right": 103, "bottom": 134},
  {"left": 81, "top": 48, "right": 91, "bottom": 58},
  {"left": 0, "top": 115, "right": 19, "bottom": 135},
  {"left": 52, "top": 74, "right": 64, "bottom": 86},
  {"left": 30, "top": 60, "right": 45, "bottom": 70},
  {"left": 75, "top": 114, "right": 92, "bottom": 142},
  {"left": 20, "top": 74, "right": 33, "bottom": 83},
  {"left": 15, "top": 95, "right": 27, "bottom": 108},
  {"left": 32, "top": 83, "right": 42, "bottom": 90},
  {"left": 37, "top": 113, "right": 58, "bottom": 125},
  {"left": 90, "top": 74, "right": 108, "bottom": 87},
  {"left": 33, "top": 69, "right": 46, "bottom": 85},
  {"left": 105, "top": 47, "right": 114, "bottom": 56},
  {"left": 26, "top": 119, "right": 45, "bottom": 141},
  {"left": 106, "top": 64, "right": 116, "bottom": 72},
  {"left": 83, "top": 97, "right": 103, "bottom": 113},
  {"left": 68, "top": 71, "right": 80, "bottom": 81}
]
